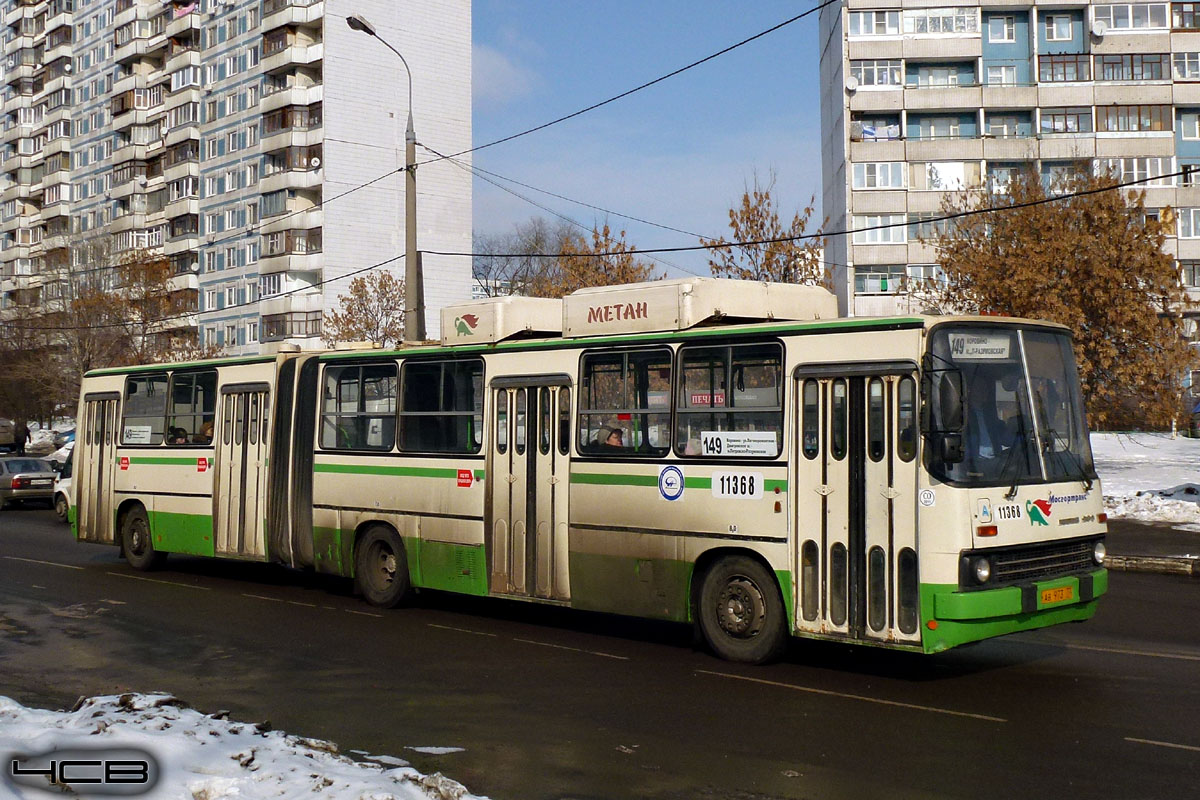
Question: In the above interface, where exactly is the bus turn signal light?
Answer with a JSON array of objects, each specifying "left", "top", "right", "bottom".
[
  {"left": 1098, "top": 513, "right": 1108, "bottom": 523},
  {"left": 977, "top": 525, "right": 998, "bottom": 537}
]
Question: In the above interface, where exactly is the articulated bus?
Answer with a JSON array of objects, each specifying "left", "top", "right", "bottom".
[{"left": 74, "top": 278, "right": 1107, "bottom": 663}]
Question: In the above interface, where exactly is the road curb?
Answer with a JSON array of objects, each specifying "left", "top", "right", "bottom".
[{"left": 1105, "top": 555, "right": 1200, "bottom": 576}]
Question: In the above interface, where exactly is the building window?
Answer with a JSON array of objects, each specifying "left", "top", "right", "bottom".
[
  {"left": 1174, "top": 52, "right": 1200, "bottom": 79},
  {"left": 850, "top": 59, "right": 902, "bottom": 86},
  {"left": 855, "top": 265, "right": 907, "bottom": 294},
  {"left": 1044, "top": 15, "right": 1074, "bottom": 40},
  {"left": 852, "top": 162, "right": 905, "bottom": 189},
  {"left": 988, "top": 15, "right": 1015, "bottom": 42},
  {"left": 909, "top": 161, "right": 981, "bottom": 190},
  {"left": 1096, "top": 105, "right": 1171, "bottom": 132},
  {"left": 1173, "top": 2, "right": 1200, "bottom": 28},
  {"left": 1181, "top": 162, "right": 1200, "bottom": 185},
  {"left": 909, "top": 212, "right": 955, "bottom": 238},
  {"left": 915, "top": 66, "right": 961, "bottom": 87},
  {"left": 986, "top": 65, "right": 1017, "bottom": 85},
  {"left": 987, "top": 115, "right": 1023, "bottom": 137},
  {"left": 1178, "top": 208, "right": 1200, "bottom": 237},
  {"left": 1099, "top": 157, "right": 1175, "bottom": 185},
  {"left": 1096, "top": 53, "right": 1168, "bottom": 81},
  {"left": 1041, "top": 107, "right": 1093, "bottom": 133},
  {"left": 1181, "top": 111, "right": 1200, "bottom": 139},
  {"left": 902, "top": 8, "right": 978, "bottom": 34},
  {"left": 1180, "top": 260, "right": 1200, "bottom": 286},
  {"left": 848, "top": 11, "right": 900, "bottom": 35},
  {"left": 1093, "top": 4, "right": 1169, "bottom": 30},
  {"left": 917, "top": 116, "right": 962, "bottom": 139},
  {"left": 852, "top": 214, "right": 907, "bottom": 243},
  {"left": 1039, "top": 54, "right": 1091, "bottom": 82}
]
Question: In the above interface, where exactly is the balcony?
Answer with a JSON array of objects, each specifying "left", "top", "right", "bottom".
[
  {"left": 260, "top": 127, "right": 322, "bottom": 153},
  {"left": 903, "top": 84, "right": 981, "bottom": 111},
  {"left": 164, "top": 197, "right": 199, "bottom": 219},
  {"left": 982, "top": 84, "right": 1038, "bottom": 109},
  {"left": 165, "top": 47, "right": 200, "bottom": 74},
  {"left": 261, "top": 168, "right": 322, "bottom": 194},
  {"left": 261, "top": 207, "right": 322, "bottom": 235},
  {"left": 982, "top": 135, "right": 1037, "bottom": 160},
  {"left": 165, "top": 9, "right": 202, "bottom": 39},
  {"left": 1038, "top": 133, "right": 1095, "bottom": 160},
  {"left": 261, "top": 42, "right": 324, "bottom": 75},
  {"left": 2, "top": 93, "right": 33, "bottom": 114},
  {"left": 263, "top": 0, "right": 324, "bottom": 32},
  {"left": 905, "top": 136, "right": 983, "bottom": 161},
  {"left": 163, "top": 236, "right": 200, "bottom": 256},
  {"left": 261, "top": 83, "right": 323, "bottom": 114}
]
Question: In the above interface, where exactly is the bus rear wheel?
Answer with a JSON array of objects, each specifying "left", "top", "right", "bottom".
[
  {"left": 121, "top": 506, "right": 166, "bottom": 571},
  {"left": 355, "top": 526, "right": 410, "bottom": 608},
  {"left": 698, "top": 555, "right": 787, "bottom": 664}
]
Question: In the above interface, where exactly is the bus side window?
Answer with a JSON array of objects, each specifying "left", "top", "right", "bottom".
[
  {"left": 897, "top": 377, "right": 917, "bottom": 462},
  {"left": 801, "top": 380, "right": 819, "bottom": 459},
  {"left": 122, "top": 373, "right": 169, "bottom": 445}
]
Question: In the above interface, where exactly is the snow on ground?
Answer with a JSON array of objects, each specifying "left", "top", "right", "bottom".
[
  {"left": 0, "top": 693, "right": 485, "bottom": 800},
  {"left": 1092, "top": 432, "right": 1200, "bottom": 531}
]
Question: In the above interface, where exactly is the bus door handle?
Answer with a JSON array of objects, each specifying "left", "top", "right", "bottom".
[
  {"left": 815, "top": 485, "right": 834, "bottom": 496},
  {"left": 881, "top": 487, "right": 900, "bottom": 499},
  {"left": 547, "top": 476, "right": 559, "bottom": 485},
  {"left": 507, "top": 475, "right": 517, "bottom": 484}
]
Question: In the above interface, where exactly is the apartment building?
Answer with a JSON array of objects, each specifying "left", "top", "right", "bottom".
[
  {"left": 0, "top": 0, "right": 471, "bottom": 353},
  {"left": 819, "top": 1, "right": 1200, "bottom": 321}
]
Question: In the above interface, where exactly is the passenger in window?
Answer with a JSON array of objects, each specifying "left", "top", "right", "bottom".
[
  {"left": 168, "top": 427, "right": 190, "bottom": 445},
  {"left": 195, "top": 420, "right": 214, "bottom": 444},
  {"left": 602, "top": 427, "right": 625, "bottom": 449}
]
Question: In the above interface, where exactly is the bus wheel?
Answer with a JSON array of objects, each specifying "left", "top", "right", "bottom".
[
  {"left": 355, "top": 526, "right": 410, "bottom": 608},
  {"left": 121, "top": 506, "right": 166, "bottom": 571},
  {"left": 54, "top": 494, "right": 69, "bottom": 523},
  {"left": 698, "top": 555, "right": 787, "bottom": 664}
]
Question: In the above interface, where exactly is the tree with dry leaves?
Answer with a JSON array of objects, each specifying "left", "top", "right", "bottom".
[
  {"left": 703, "top": 173, "right": 827, "bottom": 285},
  {"left": 926, "top": 164, "right": 1193, "bottom": 429},
  {"left": 322, "top": 270, "right": 405, "bottom": 348},
  {"left": 473, "top": 217, "right": 576, "bottom": 297},
  {"left": 529, "top": 224, "right": 657, "bottom": 298}
]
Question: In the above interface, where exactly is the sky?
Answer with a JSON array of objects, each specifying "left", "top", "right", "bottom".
[{"left": 468, "top": 1, "right": 824, "bottom": 278}]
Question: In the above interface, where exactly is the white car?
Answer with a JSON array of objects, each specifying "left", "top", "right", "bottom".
[{"left": 53, "top": 448, "right": 74, "bottom": 524}]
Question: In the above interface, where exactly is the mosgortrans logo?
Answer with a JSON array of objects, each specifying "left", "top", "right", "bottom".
[
  {"left": 453, "top": 313, "right": 480, "bottom": 336},
  {"left": 1026, "top": 498, "right": 1052, "bottom": 526},
  {"left": 6, "top": 747, "right": 158, "bottom": 795}
]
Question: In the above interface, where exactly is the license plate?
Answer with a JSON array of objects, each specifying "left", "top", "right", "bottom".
[
  {"left": 31, "top": 480, "right": 51, "bottom": 487},
  {"left": 1041, "top": 586, "right": 1074, "bottom": 605}
]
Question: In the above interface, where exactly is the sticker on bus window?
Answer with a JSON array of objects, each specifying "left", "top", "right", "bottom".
[
  {"left": 947, "top": 333, "right": 1011, "bottom": 360},
  {"left": 123, "top": 426, "right": 153, "bottom": 444},
  {"left": 700, "top": 431, "right": 777, "bottom": 458},
  {"left": 711, "top": 471, "right": 763, "bottom": 499}
]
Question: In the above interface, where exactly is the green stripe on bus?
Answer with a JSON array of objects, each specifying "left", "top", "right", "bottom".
[
  {"left": 120, "top": 457, "right": 208, "bottom": 466},
  {"left": 571, "top": 472, "right": 787, "bottom": 491},
  {"left": 314, "top": 463, "right": 486, "bottom": 480}
]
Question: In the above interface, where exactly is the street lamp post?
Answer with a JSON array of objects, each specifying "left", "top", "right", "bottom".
[{"left": 346, "top": 14, "right": 425, "bottom": 341}]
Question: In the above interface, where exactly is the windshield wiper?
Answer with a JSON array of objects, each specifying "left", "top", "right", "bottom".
[
  {"left": 999, "top": 427, "right": 1026, "bottom": 501},
  {"left": 1042, "top": 428, "right": 1094, "bottom": 492}
]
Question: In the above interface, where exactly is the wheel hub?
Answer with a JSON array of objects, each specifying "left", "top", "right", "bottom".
[{"left": 717, "top": 578, "right": 765, "bottom": 638}]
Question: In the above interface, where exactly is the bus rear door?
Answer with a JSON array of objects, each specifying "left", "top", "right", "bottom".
[{"left": 214, "top": 384, "right": 270, "bottom": 558}]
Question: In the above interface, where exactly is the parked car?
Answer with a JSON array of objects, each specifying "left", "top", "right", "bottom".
[
  {"left": 53, "top": 448, "right": 74, "bottom": 523},
  {"left": 0, "top": 418, "right": 14, "bottom": 453},
  {"left": 0, "top": 456, "right": 57, "bottom": 509},
  {"left": 53, "top": 428, "right": 75, "bottom": 449},
  {"left": 46, "top": 440, "right": 74, "bottom": 469}
]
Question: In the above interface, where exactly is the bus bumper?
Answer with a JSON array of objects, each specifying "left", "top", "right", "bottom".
[{"left": 921, "top": 569, "right": 1107, "bottom": 653}]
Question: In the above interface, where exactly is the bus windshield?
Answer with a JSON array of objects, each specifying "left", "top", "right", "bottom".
[{"left": 926, "top": 326, "right": 1095, "bottom": 487}]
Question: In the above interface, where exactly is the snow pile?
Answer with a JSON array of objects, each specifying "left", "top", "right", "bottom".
[
  {"left": 1092, "top": 433, "right": 1200, "bottom": 531},
  {"left": 0, "top": 693, "right": 484, "bottom": 800}
]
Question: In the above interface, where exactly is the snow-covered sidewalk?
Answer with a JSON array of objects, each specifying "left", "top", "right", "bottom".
[
  {"left": 0, "top": 693, "right": 484, "bottom": 800},
  {"left": 1092, "top": 432, "right": 1200, "bottom": 532}
]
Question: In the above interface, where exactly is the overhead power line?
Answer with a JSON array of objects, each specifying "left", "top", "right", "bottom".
[
  {"left": 7, "top": 169, "right": 1179, "bottom": 333},
  {"left": 416, "top": 1, "right": 841, "bottom": 167}
]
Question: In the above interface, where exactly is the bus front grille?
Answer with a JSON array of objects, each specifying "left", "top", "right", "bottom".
[{"left": 991, "top": 539, "right": 1097, "bottom": 584}]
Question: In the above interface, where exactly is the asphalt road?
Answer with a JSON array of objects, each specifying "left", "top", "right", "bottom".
[{"left": 1, "top": 507, "right": 1198, "bottom": 800}]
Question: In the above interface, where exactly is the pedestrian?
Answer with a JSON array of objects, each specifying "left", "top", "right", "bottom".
[{"left": 14, "top": 419, "right": 30, "bottom": 456}]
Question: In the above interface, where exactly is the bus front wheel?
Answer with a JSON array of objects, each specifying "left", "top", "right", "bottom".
[
  {"left": 121, "top": 506, "right": 166, "bottom": 571},
  {"left": 698, "top": 555, "right": 787, "bottom": 664},
  {"left": 355, "top": 526, "right": 410, "bottom": 608}
]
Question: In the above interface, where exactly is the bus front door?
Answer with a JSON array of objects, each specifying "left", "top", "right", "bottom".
[
  {"left": 489, "top": 379, "right": 571, "bottom": 601},
  {"left": 794, "top": 366, "right": 921, "bottom": 645},
  {"left": 77, "top": 393, "right": 121, "bottom": 544},
  {"left": 214, "top": 386, "right": 270, "bottom": 558}
]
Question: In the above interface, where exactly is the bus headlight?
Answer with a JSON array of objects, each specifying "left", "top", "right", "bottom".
[
  {"left": 972, "top": 557, "right": 992, "bottom": 584},
  {"left": 1093, "top": 541, "right": 1107, "bottom": 565}
]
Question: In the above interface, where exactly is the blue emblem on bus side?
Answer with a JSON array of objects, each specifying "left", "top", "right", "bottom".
[{"left": 658, "top": 466, "right": 684, "bottom": 501}]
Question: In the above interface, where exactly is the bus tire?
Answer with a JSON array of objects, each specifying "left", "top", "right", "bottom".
[
  {"left": 121, "top": 506, "right": 165, "bottom": 571},
  {"left": 355, "top": 526, "right": 410, "bottom": 608},
  {"left": 54, "top": 494, "right": 69, "bottom": 523},
  {"left": 698, "top": 555, "right": 788, "bottom": 665}
]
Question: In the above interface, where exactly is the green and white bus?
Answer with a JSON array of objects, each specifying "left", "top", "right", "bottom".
[{"left": 74, "top": 278, "right": 1107, "bottom": 663}]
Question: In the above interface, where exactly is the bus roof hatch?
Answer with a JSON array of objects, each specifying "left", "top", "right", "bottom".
[{"left": 562, "top": 277, "right": 838, "bottom": 337}]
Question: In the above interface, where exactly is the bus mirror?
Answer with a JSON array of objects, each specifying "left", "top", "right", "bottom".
[
  {"left": 938, "top": 371, "right": 964, "bottom": 431},
  {"left": 938, "top": 432, "right": 964, "bottom": 464}
]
